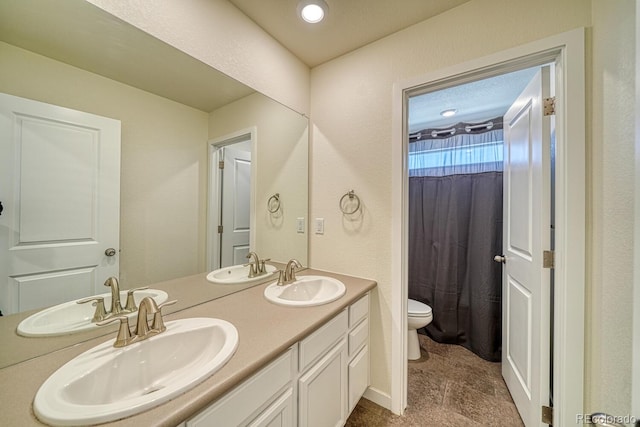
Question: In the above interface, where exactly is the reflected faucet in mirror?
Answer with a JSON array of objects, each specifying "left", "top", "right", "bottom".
[
  {"left": 76, "top": 277, "right": 149, "bottom": 323},
  {"left": 244, "top": 252, "right": 271, "bottom": 278},
  {"left": 97, "top": 297, "right": 177, "bottom": 348}
]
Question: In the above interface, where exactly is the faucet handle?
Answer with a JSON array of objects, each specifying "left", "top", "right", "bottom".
[
  {"left": 258, "top": 258, "right": 271, "bottom": 274},
  {"left": 123, "top": 286, "right": 149, "bottom": 312},
  {"left": 151, "top": 300, "right": 177, "bottom": 332},
  {"left": 276, "top": 270, "right": 286, "bottom": 286},
  {"left": 77, "top": 296, "right": 108, "bottom": 322},
  {"left": 97, "top": 316, "right": 132, "bottom": 348}
]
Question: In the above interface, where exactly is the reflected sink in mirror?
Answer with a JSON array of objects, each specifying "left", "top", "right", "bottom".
[
  {"left": 33, "top": 317, "right": 238, "bottom": 426},
  {"left": 263, "top": 276, "right": 346, "bottom": 307},
  {"left": 16, "top": 290, "right": 168, "bottom": 337},
  {"left": 206, "top": 264, "right": 277, "bottom": 285}
]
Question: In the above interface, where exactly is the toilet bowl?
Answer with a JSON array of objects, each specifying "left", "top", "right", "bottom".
[{"left": 408, "top": 299, "right": 433, "bottom": 360}]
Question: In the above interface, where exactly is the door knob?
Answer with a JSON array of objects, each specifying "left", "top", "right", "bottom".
[
  {"left": 105, "top": 248, "right": 117, "bottom": 257},
  {"left": 494, "top": 255, "right": 506, "bottom": 264}
]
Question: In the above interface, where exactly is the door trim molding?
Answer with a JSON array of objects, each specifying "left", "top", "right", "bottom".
[
  {"left": 206, "top": 127, "right": 257, "bottom": 271},
  {"left": 390, "top": 28, "right": 585, "bottom": 425},
  {"left": 633, "top": 1, "right": 640, "bottom": 417}
]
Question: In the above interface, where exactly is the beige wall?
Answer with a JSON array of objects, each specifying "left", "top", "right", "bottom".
[
  {"left": 87, "top": 0, "right": 311, "bottom": 116},
  {"left": 587, "top": 0, "right": 636, "bottom": 417},
  {"left": 208, "top": 93, "right": 309, "bottom": 265},
  {"left": 307, "top": 0, "right": 636, "bottom": 411},
  {"left": 0, "top": 42, "right": 210, "bottom": 287}
]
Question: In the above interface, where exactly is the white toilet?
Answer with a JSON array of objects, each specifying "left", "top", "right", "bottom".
[{"left": 408, "top": 299, "right": 433, "bottom": 360}]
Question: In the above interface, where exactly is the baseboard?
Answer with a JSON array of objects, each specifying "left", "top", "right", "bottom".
[{"left": 362, "top": 386, "right": 392, "bottom": 412}]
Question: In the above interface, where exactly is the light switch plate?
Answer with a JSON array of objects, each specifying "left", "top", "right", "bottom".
[
  {"left": 314, "top": 218, "right": 324, "bottom": 235},
  {"left": 296, "top": 217, "right": 305, "bottom": 233}
]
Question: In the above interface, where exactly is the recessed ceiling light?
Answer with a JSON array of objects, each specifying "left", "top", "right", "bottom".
[
  {"left": 440, "top": 109, "right": 457, "bottom": 117},
  {"left": 298, "top": 0, "right": 328, "bottom": 24}
]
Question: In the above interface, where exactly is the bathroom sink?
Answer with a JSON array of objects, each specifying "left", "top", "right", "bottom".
[
  {"left": 16, "top": 289, "right": 169, "bottom": 337},
  {"left": 206, "top": 263, "right": 277, "bottom": 285},
  {"left": 263, "top": 275, "right": 346, "bottom": 307},
  {"left": 33, "top": 317, "right": 238, "bottom": 426}
]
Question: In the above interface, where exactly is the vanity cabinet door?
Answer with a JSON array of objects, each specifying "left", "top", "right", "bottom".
[
  {"left": 247, "top": 388, "right": 294, "bottom": 427},
  {"left": 298, "top": 339, "right": 348, "bottom": 427},
  {"left": 348, "top": 345, "right": 369, "bottom": 413}
]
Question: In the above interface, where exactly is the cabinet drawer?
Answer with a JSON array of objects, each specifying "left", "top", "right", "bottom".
[
  {"left": 348, "top": 318, "right": 368, "bottom": 358},
  {"left": 349, "top": 294, "right": 369, "bottom": 328},
  {"left": 299, "top": 309, "right": 347, "bottom": 372},
  {"left": 348, "top": 345, "right": 369, "bottom": 413},
  {"left": 186, "top": 349, "right": 294, "bottom": 427}
]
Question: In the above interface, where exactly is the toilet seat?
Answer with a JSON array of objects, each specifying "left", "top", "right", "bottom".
[{"left": 408, "top": 299, "right": 432, "bottom": 317}]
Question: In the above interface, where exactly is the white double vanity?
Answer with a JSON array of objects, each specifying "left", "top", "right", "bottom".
[
  {"left": 185, "top": 292, "right": 370, "bottom": 427},
  {"left": 0, "top": 269, "right": 376, "bottom": 426}
]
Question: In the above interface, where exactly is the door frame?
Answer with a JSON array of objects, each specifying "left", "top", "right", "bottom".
[
  {"left": 206, "top": 127, "right": 257, "bottom": 271},
  {"left": 633, "top": 0, "right": 640, "bottom": 417},
  {"left": 390, "top": 28, "right": 585, "bottom": 425}
]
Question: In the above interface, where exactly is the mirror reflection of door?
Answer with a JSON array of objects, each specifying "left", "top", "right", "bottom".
[
  {"left": 0, "top": 93, "right": 120, "bottom": 315},
  {"left": 217, "top": 141, "right": 252, "bottom": 268}
]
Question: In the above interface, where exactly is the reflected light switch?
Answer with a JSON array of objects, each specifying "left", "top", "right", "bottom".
[
  {"left": 296, "top": 217, "right": 305, "bottom": 233},
  {"left": 314, "top": 218, "right": 324, "bottom": 235}
]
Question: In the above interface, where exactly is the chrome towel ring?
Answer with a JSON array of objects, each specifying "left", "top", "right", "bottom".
[
  {"left": 267, "top": 193, "right": 281, "bottom": 213},
  {"left": 339, "top": 190, "right": 361, "bottom": 215}
]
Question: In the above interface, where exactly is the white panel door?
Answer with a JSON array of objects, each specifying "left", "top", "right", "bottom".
[
  {"left": 501, "top": 67, "right": 551, "bottom": 426},
  {"left": 0, "top": 93, "right": 120, "bottom": 315},
  {"left": 220, "top": 145, "right": 251, "bottom": 267}
]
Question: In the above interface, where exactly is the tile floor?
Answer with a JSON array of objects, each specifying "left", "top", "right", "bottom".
[{"left": 345, "top": 334, "right": 524, "bottom": 426}]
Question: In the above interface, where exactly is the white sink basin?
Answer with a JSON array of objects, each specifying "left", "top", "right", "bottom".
[
  {"left": 263, "top": 275, "right": 346, "bottom": 307},
  {"left": 206, "top": 263, "right": 277, "bottom": 285},
  {"left": 33, "top": 317, "right": 238, "bottom": 426},
  {"left": 16, "top": 289, "right": 168, "bottom": 337}
]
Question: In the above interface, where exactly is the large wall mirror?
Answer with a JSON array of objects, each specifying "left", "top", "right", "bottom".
[{"left": 0, "top": 0, "right": 308, "bottom": 368}]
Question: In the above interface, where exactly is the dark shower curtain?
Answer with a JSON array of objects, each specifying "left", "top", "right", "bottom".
[{"left": 408, "top": 171, "right": 503, "bottom": 362}]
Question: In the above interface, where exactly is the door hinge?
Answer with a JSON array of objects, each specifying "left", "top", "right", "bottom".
[
  {"left": 544, "top": 97, "right": 556, "bottom": 116},
  {"left": 218, "top": 160, "right": 224, "bottom": 169},
  {"left": 541, "top": 405, "right": 553, "bottom": 424},
  {"left": 543, "top": 250, "right": 555, "bottom": 269},
  {"left": 217, "top": 225, "right": 223, "bottom": 233}
]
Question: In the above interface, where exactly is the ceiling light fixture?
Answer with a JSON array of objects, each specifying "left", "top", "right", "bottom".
[
  {"left": 298, "top": 0, "right": 328, "bottom": 24},
  {"left": 440, "top": 109, "right": 457, "bottom": 117}
]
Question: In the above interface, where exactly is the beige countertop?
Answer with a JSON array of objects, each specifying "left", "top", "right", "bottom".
[
  {"left": 0, "top": 267, "right": 282, "bottom": 368},
  {"left": 0, "top": 268, "right": 376, "bottom": 426}
]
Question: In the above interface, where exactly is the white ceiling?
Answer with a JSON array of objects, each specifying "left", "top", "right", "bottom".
[
  {"left": 227, "top": 0, "right": 471, "bottom": 67},
  {"left": 226, "top": 0, "right": 538, "bottom": 129},
  {"left": 408, "top": 67, "right": 541, "bottom": 132},
  {"left": 0, "top": 0, "right": 254, "bottom": 112}
]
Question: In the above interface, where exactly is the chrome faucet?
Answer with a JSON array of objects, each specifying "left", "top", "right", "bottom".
[
  {"left": 97, "top": 297, "right": 176, "bottom": 347},
  {"left": 77, "top": 277, "right": 148, "bottom": 323},
  {"left": 277, "top": 259, "right": 303, "bottom": 286}
]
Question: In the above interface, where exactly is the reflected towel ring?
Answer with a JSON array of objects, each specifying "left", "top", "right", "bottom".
[
  {"left": 267, "top": 193, "right": 281, "bottom": 213},
  {"left": 339, "top": 190, "right": 361, "bottom": 215}
]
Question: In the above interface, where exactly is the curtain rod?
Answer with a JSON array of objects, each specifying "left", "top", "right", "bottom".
[{"left": 409, "top": 116, "right": 503, "bottom": 142}]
